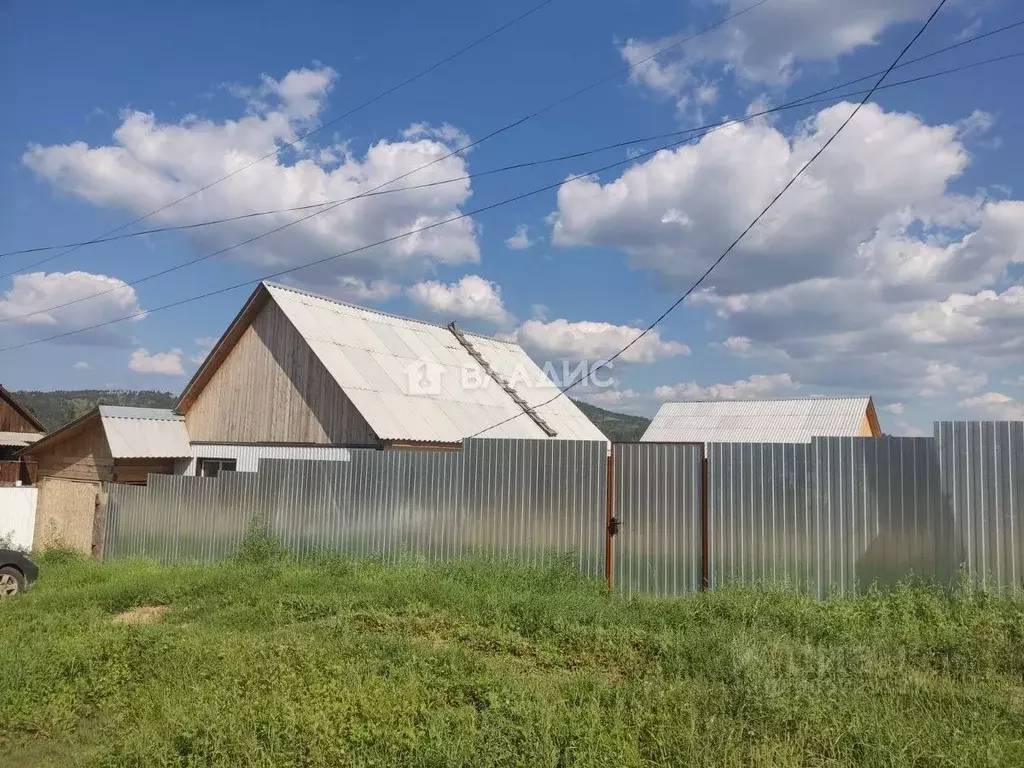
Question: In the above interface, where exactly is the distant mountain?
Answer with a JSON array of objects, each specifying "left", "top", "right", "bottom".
[
  {"left": 13, "top": 389, "right": 177, "bottom": 432},
  {"left": 571, "top": 399, "right": 651, "bottom": 443},
  {"left": 14, "top": 388, "right": 650, "bottom": 442}
]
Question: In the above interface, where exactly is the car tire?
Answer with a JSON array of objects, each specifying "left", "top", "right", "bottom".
[{"left": 0, "top": 566, "right": 25, "bottom": 598}]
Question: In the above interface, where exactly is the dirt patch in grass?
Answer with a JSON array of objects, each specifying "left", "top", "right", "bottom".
[{"left": 113, "top": 605, "right": 167, "bottom": 625}]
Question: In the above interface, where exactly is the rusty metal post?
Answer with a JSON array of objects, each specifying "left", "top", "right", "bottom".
[
  {"left": 605, "top": 451, "right": 615, "bottom": 591},
  {"left": 700, "top": 453, "right": 709, "bottom": 590}
]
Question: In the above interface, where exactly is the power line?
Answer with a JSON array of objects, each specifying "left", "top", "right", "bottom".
[
  {"left": 4, "top": 14, "right": 1019, "bottom": 262},
  {"left": 5, "top": 0, "right": 773, "bottom": 279},
  {"left": 0, "top": 129, "right": 750, "bottom": 353},
  {"left": 2, "top": 46, "right": 1018, "bottom": 326},
  {"left": 467, "top": 0, "right": 951, "bottom": 439},
  {"left": 5, "top": 0, "right": 556, "bottom": 275}
]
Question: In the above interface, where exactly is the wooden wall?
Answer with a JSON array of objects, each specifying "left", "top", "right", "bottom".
[
  {"left": 185, "top": 300, "right": 378, "bottom": 445},
  {"left": 0, "top": 393, "right": 39, "bottom": 433},
  {"left": 29, "top": 414, "right": 113, "bottom": 483},
  {"left": 112, "top": 458, "right": 176, "bottom": 485}
]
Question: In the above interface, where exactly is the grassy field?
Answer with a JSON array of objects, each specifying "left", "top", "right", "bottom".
[{"left": 1, "top": 544, "right": 1023, "bottom": 767}]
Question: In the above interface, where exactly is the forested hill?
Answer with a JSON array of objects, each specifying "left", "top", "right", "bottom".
[
  {"left": 570, "top": 399, "right": 651, "bottom": 442},
  {"left": 12, "top": 389, "right": 649, "bottom": 441},
  {"left": 13, "top": 390, "right": 177, "bottom": 431}
]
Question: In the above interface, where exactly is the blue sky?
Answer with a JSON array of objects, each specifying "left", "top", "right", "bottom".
[{"left": 1, "top": 0, "right": 1023, "bottom": 433}]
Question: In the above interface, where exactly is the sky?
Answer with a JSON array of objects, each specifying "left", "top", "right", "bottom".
[{"left": 1, "top": 0, "right": 1023, "bottom": 435}]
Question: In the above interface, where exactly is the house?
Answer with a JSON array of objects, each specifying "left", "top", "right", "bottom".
[
  {"left": 171, "top": 280, "right": 606, "bottom": 473},
  {"left": 21, "top": 406, "right": 192, "bottom": 552},
  {"left": 22, "top": 282, "right": 607, "bottom": 551},
  {"left": 0, "top": 385, "right": 45, "bottom": 485},
  {"left": 641, "top": 396, "right": 882, "bottom": 444}
]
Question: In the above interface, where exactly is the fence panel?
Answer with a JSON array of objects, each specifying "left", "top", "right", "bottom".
[
  {"left": 709, "top": 442, "right": 818, "bottom": 593},
  {"left": 104, "top": 439, "right": 607, "bottom": 575},
  {"left": 937, "top": 421, "right": 1023, "bottom": 591},
  {"left": 613, "top": 443, "right": 702, "bottom": 598}
]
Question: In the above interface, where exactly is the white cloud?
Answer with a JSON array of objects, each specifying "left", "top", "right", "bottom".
[
  {"left": 190, "top": 336, "right": 218, "bottom": 365},
  {"left": 0, "top": 272, "right": 145, "bottom": 346},
  {"left": 330, "top": 277, "right": 401, "bottom": 303},
  {"left": 654, "top": 372, "right": 797, "bottom": 401},
  {"left": 129, "top": 348, "right": 185, "bottom": 376},
  {"left": 579, "top": 388, "right": 643, "bottom": 407},
  {"left": 72, "top": 361, "right": 90, "bottom": 371},
  {"left": 516, "top": 319, "right": 689, "bottom": 363},
  {"left": 407, "top": 275, "right": 513, "bottom": 325},
  {"left": 505, "top": 225, "right": 534, "bottom": 250},
  {"left": 883, "top": 402, "right": 904, "bottom": 415},
  {"left": 400, "top": 122, "right": 471, "bottom": 151},
  {"left": 554, "top": 102, "right": 969, "bottom": 294},
  {"left": 23, "top": 66, "right": 479, "bottom": 295},
  {"left": 621, "top": 0, "right": 940, "bottom": 94},
  {"left": 959, "top": 392, "right": 1024, "bottom": 421},
  {"left": 553, "top": 99, "right": 1024, "bottom": 400}
]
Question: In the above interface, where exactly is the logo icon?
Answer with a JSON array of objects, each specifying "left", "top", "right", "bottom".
[{"left": 406, "top": 361, "right": 445, "bottom": 396}]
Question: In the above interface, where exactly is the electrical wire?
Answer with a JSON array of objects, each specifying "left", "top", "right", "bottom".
[
  {"left": 4, "top": 14, "right": 1019, "bottom": 262},
  {"left": 466, "top": 0, "right": 951, "bottom": 439},
  {"left": 3, "top": 0, "right": 773, "bottom": 278},
  {"left": 5, "top": 0, "right": 557, "bottom": 274},
  {"left": 2, "top": 45, "right": 1018, "bottom": 326}
]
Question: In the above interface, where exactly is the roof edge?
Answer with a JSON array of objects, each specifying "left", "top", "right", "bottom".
[
  {"left": 263, "top": 281, "right": 519, "bottom": 346},
  {"left": 0, "top": 384, "right": 47, "bottom": 432},
  {"left": 176, "top": 284, "right": 271, "bottom": 414},
  {"left": 18, "top": 407, "right": 104, "bottom": 457}
]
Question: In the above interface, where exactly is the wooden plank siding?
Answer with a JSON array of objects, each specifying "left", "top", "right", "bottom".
[
  {"left": 184, "top": 299, "right": 378, "bottom": 445},
  {"left": 112, "top": 458, "right": 176, "bottom": 485},
  {"left": 29, "top": 413, "right": 114, "bottom": 483},
  {"left": 0, "top": 389, "right": 42, "bottom": 433}
]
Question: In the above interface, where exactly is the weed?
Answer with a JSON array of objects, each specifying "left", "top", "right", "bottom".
[{"left": 1, "top": 553, "right": 1022, "bottom": 767}]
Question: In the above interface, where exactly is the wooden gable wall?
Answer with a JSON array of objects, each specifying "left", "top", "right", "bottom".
[
  {"left": 184, "top": 299, "right": 378, "bottom": 445},
  {"left": 1, "top": 391, "right": 41, "bottom": 433},
  {"left": 28, "top": 413, "right": 113, "bottom": 483}
]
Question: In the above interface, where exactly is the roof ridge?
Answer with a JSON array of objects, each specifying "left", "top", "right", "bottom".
[
  {"left": 262, "top": 281, "right": 515, "bottom": 344},
  {"left": 662, "top": 395, "right": 870, "bottom": 404}
]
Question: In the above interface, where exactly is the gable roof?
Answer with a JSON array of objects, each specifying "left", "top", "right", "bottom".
[
  {"left": 177, "top": 282, "right": 607, "bottom": 444},
  {"left": 0, "top": 384, "right": 46, "bottom": 433},
  {"left": 24, "top": 406, "right": 192, "bottom": 459},
  {"left": 641, "top": 396, "right": 880, "bottom": 444}
]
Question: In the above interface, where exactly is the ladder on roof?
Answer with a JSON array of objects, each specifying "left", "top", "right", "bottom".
[{"left": 446, "top": 322, "right": 558, "bottom": 437}]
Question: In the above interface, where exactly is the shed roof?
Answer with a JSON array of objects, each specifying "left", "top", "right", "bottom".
[
  {"left": 178, "top": 282, "right": 607, "bottom": 445},
  {"left": 25, "top": 406, "right": 192, "bottom": 459},
  {"left": 0, "top": 431, "right": 42, "bottom": 448},
  {"left": 641, "top": 396, "right": 878, "bottom": 444},
  {"left": 99, "top": 407, "right": 192, "bottom": 458}
]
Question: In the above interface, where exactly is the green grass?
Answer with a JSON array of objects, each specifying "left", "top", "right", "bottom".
[{"left": 2, "top": 545, "right": 1023, "bottom": 767}]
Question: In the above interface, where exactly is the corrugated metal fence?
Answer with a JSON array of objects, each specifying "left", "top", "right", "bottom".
[
  {"left": 104, "top": 439, "right": 608, "bottom": 576},
  {"left": 103, "top": 423, "right": 1023, "bottom": 596}
]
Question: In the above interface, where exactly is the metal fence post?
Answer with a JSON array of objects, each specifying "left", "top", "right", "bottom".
[
  {"left": 701, "top": 452, "right": 709, "bottom": 590},
  {"left": 605, "top": 450, "right": 615, "bottom": 591}
]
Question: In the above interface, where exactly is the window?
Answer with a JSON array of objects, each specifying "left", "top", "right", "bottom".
[{"left": 198, "top": 458, "right": 237, "bottom": 477}]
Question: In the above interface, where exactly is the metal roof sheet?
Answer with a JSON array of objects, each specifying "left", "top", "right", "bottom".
[
  {"left": 264, "top": 283, "right": 608, "bottom": 444},
  {"left": 0, "top": 430, "right": 42, "bottom": 447},
  {"left": 641, "top": 397, "right": 872, "bottom": 444},
  {"left": 99, "top": 407, "right": 192, "bottom": 458}
]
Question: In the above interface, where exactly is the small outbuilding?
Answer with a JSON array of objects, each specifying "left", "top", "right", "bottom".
[
  {"left": 641, "top": 396, "right": 882, "bottom": 444},
  {"left": 21, "top": 406, "right": 191, "bottom": 552},
  {"left": 0, "top": 384, "right": 45, "bottom": 485}
]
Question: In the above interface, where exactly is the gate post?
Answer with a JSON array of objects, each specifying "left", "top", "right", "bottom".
[
  {"left": 700, "top": 452, "right": 709, "bottom": 590},
  {"left": 605, "top": 450, "right": 615, "bottom": 591}
]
